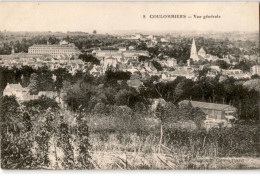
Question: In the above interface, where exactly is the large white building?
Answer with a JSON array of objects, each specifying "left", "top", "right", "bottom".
[{"left": 28, "top": 41, "right": 80, "bottom": 58}]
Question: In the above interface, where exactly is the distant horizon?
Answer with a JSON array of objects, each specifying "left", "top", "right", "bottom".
[{"left": 1, "top": 29, "right": 259, "bottom": 35}]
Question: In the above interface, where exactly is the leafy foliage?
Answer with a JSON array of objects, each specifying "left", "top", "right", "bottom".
[
  {"left": 79, "top": 53, "right": 100, "bottom": 65},
  {"left": 23, "top": 95, "right": 59, "bottom": 111},
  {"left": 1, "top": 96, "right": 92, "bottom": 169},
  {"left": 151, "top": 60, "right": 163, "bottom": 71}
]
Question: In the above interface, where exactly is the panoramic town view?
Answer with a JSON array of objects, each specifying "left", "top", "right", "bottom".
[{"left": 0, "top": 2, "right": 259, "bottom": 170}]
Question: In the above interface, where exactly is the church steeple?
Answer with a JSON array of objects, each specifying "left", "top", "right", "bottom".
[{"left": 190, "top": 38, "right": 199, "bottom": 61}]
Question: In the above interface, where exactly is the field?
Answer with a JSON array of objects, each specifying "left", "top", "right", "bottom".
[
  {"left": 1, "top": 103, "right": 260, "bottom": 170},
  {"left": 86, "top": 115, "right": 260, "bottom": 170}
]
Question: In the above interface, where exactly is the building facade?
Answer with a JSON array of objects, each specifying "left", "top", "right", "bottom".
[
  {"left": 3, "top": 83, "right": 59, "bottom": 103},
  {"left": 251, "top": 65, "right": 260, "bottom": 76},
  {"left": 28, "top": 43, "right": 80, "bottom": 58},
  {"left": 179, "top": 100, "right": 237, "bottom": 121}
]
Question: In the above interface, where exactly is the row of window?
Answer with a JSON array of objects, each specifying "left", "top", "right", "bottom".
[
  {"left": 29, "top": 50, "right": 76, "bottom": 55},
  {"left": 29, "top": 50, "right": 75, "bottom": 53},
  {"left": 30, "top": 48, "right": 74, "bottom": 50}
]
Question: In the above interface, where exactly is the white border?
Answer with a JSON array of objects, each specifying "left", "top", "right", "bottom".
[{"left": 0, "top": 0, "right": 259, "bottom": 176}]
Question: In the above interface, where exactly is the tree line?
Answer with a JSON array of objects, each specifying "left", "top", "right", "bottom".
[{"left": 1, "top": 65, "right": 259, "bottom": 121}]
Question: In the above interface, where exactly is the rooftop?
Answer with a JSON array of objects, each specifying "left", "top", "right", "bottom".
[
  {"left": 29, "top": 44, "right": 77, "bottom": 48},
  {"left": 179, "top": 100, "right": 235, "bottom": 111},
  {"left": 7, "top": 83, "right": 23, "bottom": 90},
  {"left": 198, "top": 47, "right": 206, "bottom": 53}
]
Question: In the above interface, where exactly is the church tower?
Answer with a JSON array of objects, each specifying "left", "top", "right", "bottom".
[{"left": 190, "top": 38, "right": 199, "bottom": 61}]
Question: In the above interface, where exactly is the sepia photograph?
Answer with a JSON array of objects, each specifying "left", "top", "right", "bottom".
[{"left": 0, "top": 1, "right": 259, "bottom": 170}]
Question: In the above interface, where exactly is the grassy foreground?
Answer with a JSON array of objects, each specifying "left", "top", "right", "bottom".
[
  {"left": 87, "top": 114, "right": 260, "bottom": 170},
  {"left": 1, "top": 105, "right": 260, "bottom": 170}
]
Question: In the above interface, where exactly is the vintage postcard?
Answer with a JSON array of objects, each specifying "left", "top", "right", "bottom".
[{"left": 0, "top": 1, "right": 259, "bottom": 170}]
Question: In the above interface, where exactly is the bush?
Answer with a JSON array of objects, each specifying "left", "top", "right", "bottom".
[
  {"left": 92, "top": 102, "right": 109, "bottom": 114},
  {"left": 23, "top": 95, "right": 59, "bottom": 111}
]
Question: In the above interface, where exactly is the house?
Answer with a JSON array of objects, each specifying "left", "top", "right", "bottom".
[
  {"left": 96, "top": 50, "right": 120, "bottom": 58},
  {"left": 90, "top": 65, "right": 103, "bottom": 76},
  {"left": 222, "top": 69, "right": 251, "bottom": 79},
  {"left": 3, "top": 83, "right": 60, "bottom": 103},
  {"left": 220, "top": 56, "right": 231, "bottom": 64},
  {"left": 102, "top": 56, "right": 118, "bottom": 70},
  {"left": 204, "top": 54, "right": 219, "bottom": 62},
  {"left": 160, "top": 56, "right": 178, "bottom": 67},
  {"left": 169, "top": 68, "right": 195, "bottom": 80},
  {"left": 179, "top": 100, "right": 237, "bottom": 121},
  {"left": 3, "top": 83, "right": 30, "bottom": 101},
  {"left": 222, "top": 69, "right": 242, "bottom": 75},
  {"left": 210, "top": 65, "right": 221, "bottom": 72},
  {"left": 118, "top": 47, "right": 127, "bottom": 52},
  {"left": 123, "top": 50, "right": 149, "bottom": 60}
]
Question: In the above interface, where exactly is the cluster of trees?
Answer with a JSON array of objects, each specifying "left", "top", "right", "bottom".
[
  {"left": 60, "top": 68, "right": 260, "bottom": 121},
  {"left": 63, "top": 71, "right": 140, "bottom": 112},
  {"left": 147, "top": 75, "right": 260, "bottom": 121},
  {"left": 78, "top": 54, "right": 100, "bottom": 65},
  {"left": 63, "top": 34, "right": 124, "bottom": 50}
]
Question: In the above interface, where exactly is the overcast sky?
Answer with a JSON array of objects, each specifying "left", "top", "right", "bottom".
[{"left": 0, "top": 2, "right": 259, "bottom": 33}]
